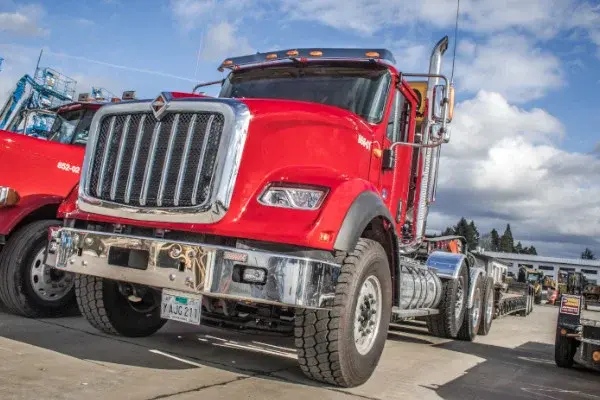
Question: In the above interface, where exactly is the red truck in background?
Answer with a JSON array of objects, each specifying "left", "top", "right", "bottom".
[
  {"left": 0, "top": 92, "right": 136, "bottom": 317},
  {"left": 45, "top": 37, "right": 502, "bottom": 387}
]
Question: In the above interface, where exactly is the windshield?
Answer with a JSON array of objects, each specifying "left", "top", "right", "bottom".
[
  {"left": 219, "top": 64, "right": 391, "bottom": 123},
  {"left": 48, "top": 108, "right": 94, "bottom": 146},
  {"left": 528, "top": 274, "right": 541, "bottom": 283}
]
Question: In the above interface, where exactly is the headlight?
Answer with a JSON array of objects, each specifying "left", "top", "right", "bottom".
[
  {"left": 0, "top": 186, "right": 20, "bottom": 208},
  {"left": 258, "top": 184, "right": 328, "bottom": 210}
]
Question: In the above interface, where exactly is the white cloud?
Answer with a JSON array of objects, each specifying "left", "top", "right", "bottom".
[
  {"left": 200, "top": 22, "right": 254, "bottom": 61},
  {"left": 455, "top": 35, "right": 563, "bottom": 103},
  {"left": 429, "top": 90, "right": 600, "bottom": 256},
  {"left": 0, "top": 4, "right": 48, "bottom": 37}
]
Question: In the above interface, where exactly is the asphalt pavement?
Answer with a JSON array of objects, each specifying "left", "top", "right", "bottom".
[{"left": 0, "top": 303, "right": 598, "bottom": 400}]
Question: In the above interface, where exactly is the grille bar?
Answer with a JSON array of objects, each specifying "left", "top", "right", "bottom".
[
  {"left": 110, "top": 115, "right": 132, "bottom": 200},
  {"left": 157, "top": 114, "right": 180, "bottom": 207},
  {"left": 96, "top": 116, "right": 117, "bottom": 196},
  {"left": 140, "top": 121, "right": 162, "bottom": 206},
  {"left": 174, "top": 114, "right": 197, "bottom": 207},
  {"left": 191, "top": 114, "right": 214, "bottom": 206},
  {"left": 125, "top": 114, "right": 147, "bottom": 204}
]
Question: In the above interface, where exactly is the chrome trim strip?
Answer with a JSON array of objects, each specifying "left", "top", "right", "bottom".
[
  {"left": 157, "top": 114, "right": 180, "bottom": 207},
  {"left": 139, "top": 121, "right": 162, "bottom": 206},
  {"left": 124, "top": 114, "right": 147, "bottom": 204},
  {"left": 46, "top": 228, "right": 341, "bottom": 309},
  {"left": 78, "top": 99, "right": 251, "bottom": 224},
  {"left": 110, "top": 115, "right": 132, "bottom": 201},
  {"left": 174, "top": 114, "right": 197, "bottom": 206},
  {"left": 96, "top": 116, "right": 117, "bottom": 196},
  {"left": 191, "top": 114, "right": 214, "bottom": 206}
]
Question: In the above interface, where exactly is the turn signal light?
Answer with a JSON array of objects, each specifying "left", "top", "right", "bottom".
[
  {"left": 593, "top": 351, "right": 600, "bottom": 363},
  {"left": 0, "top": 186, "right": 19, "bottom": 207}
]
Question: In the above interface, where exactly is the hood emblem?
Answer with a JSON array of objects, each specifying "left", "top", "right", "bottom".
[{"left": 151, "top": 93, "right": 168, "bottom": 120}]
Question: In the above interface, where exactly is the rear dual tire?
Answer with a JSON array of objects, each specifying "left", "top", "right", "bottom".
[
  {"left": 426, "top": 260, "right": 468, "bottom": 339},
  {"left": 457, "top": 275, "right": 484, "bottom": 341}
]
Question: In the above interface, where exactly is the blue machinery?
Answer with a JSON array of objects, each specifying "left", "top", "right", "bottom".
[{"left": 0, "top": 52, "right": 77, "bottom": 138}]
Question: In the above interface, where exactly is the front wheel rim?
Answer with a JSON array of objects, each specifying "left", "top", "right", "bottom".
[
  {"left": 354, "top": 275, "right": 383, "bottom": 355},
  {"left": 29, "top": 247, "right": 74, "bottom": 302}
]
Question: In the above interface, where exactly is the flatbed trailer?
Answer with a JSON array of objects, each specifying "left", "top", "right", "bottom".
[
  {"left": 555, "top": 294, "right": 600, "bottom": 371},
  {"left": 472, "top": 252, "right": 534, "bottom": 319}
]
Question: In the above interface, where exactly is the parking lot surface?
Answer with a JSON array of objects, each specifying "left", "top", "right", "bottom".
[{"left": 0, "top": 304, "right": 599, "bottom": 400}]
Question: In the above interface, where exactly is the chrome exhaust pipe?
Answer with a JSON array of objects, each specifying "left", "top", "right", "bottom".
[{"left": 415, "top": 36, "right": 449, "bottom": 241}]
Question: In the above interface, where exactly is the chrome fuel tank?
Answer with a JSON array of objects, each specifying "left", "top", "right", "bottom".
[{"left": 398, "top": 257, "right": 443, "bottom": 310}]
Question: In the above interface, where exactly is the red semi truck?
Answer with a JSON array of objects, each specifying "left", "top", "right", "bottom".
[
  {"left": 44, "top": 37, "right": 497, "bottom": 387},
  {"left": 0, "top": 93, "right": 136, "bottom": 317}
]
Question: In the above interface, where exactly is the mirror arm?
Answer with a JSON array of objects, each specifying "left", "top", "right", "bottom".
[{"left": 192, "top": 79, "right": 225, "bottom": 94}]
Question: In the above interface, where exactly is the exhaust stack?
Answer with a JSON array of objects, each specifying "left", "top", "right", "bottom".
[{"left": 414, "top": 36, "right": 449, "bottom": 243}]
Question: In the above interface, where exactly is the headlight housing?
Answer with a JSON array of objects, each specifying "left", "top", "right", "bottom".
[
  {"left": 258, "top": 184, "right": 328, "bottom": 210},
  {"left": 0, "top": 186, "right": 20, "bottom": 208}
]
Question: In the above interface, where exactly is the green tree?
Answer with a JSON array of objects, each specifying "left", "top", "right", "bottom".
[
  {"left": 490, "top": 229, "right": 500, "bottom": 251},
  {"left": 582, "top": 248, "right": 596, "bottom": 260},
  {"left": 529, "top": 246, "right": 538, "bottom": 255},
  {"left": 499, "top": 224, "right": 514, "bottom": 253},
  {"left": 515, "top": 241, "right": 523, "bottom": 253},
  {"left": 442, "top": 227, "right": 455, "bottom": 236},
  {"left": 479, "top": 233, "right": 492, "bottom": 251},
  {"left": 468, "top": 220, "right": 480, "bottom": 249}
]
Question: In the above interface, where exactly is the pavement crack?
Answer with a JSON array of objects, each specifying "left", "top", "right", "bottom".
[{"left": 145, "top": 376, "right": 251, "bottom": 399}]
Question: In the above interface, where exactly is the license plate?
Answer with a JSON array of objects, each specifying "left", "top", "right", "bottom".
[{"left": 160, "top": 290, "right": 202, "bottom": 325}]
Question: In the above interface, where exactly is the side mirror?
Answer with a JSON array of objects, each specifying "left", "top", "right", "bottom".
[{"left": 432, "top": 84, "right": 454, "bottom": 123}]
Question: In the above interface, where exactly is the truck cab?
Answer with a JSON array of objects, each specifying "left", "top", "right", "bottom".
[
  {"left": 44, "top": 38, "right": 498, "bottom": 388},
  {"left": 0, "top": 92, "right": 136, "bottom": 318}
]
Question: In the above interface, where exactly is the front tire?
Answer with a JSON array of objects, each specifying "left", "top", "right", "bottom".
[
  {"left": 554, "top": 328, "right": 577, "bottom": 368},
  {"left": 75, "top": 275, "right": 166, "bottom": 337},
  {"left": 0, "top": 220, "right": 76, "bottom": 317},
  {"left": 294, "top": 238, "right": 392, "bottom": 388},
  {"left": 426, "top": 260, "right": 468, "bottom": 339}
]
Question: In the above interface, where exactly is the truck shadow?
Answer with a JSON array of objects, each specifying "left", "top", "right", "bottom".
[{"left": 425, "top": 340, "right": 600, "bottom": 400}]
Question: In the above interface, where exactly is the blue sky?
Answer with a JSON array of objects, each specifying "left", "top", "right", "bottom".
[{"left": 1, "top": 0, "right": 599, "bottom": 257}]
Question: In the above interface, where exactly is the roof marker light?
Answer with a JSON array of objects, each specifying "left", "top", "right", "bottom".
[
  {"left": 286, "top": 50, "right": 299, "bottom": 56},
  {"left": 266, "top": 53, "right": 278, "bottom": 60},
  {"left": 309, "top": 50, "right": 323, "bottom": 57},
  {"left": 365, "top": 51, "right": 380, "bottom": 57}
]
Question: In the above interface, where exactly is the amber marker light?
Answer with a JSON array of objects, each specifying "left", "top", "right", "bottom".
[
  {"left": 266, "top": 53, "right": 278, "bottom": 60},
  {"left": 319, "top": 232, "right": 332, "bottom": 242},
  {"left": 286, "top": 50, "right": 299, "bottom": 56},
  {"left": 309, "top": 51, "right": 323, "bottom": 57},
  {"left": 593, "top": 351, "right": 600, "bottom": 363},
  {"left": 365, "top": 51, "right": 380, "bottom": 57}
]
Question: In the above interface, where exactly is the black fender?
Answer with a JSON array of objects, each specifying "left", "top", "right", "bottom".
[{"left": 334, "top": 191, "right": 396, "bottom": 252}]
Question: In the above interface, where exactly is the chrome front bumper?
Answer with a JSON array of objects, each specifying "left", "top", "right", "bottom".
[{"left": 45, "top": 228, "right": 341, "bottom": 309}]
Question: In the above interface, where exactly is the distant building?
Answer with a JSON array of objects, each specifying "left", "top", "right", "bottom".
[{"left": 479, "top": 251, "right": 600, "bottom": 284}]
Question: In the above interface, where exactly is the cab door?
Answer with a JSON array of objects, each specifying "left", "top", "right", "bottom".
[{"left": 379, "top": 85, "right": 418, "bottom": 237}]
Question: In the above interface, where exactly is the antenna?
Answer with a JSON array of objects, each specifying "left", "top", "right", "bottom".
[
  {"left": 450, "top": 0, "right": 460, "bottom": 84},
  {"left": 35, "top": 49, "right": 43, "bottom": 77}
]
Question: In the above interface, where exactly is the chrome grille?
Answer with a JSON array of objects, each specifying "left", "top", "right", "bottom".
[{"left": 88, "top": 111, "right": 225, "bottom": 208}]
